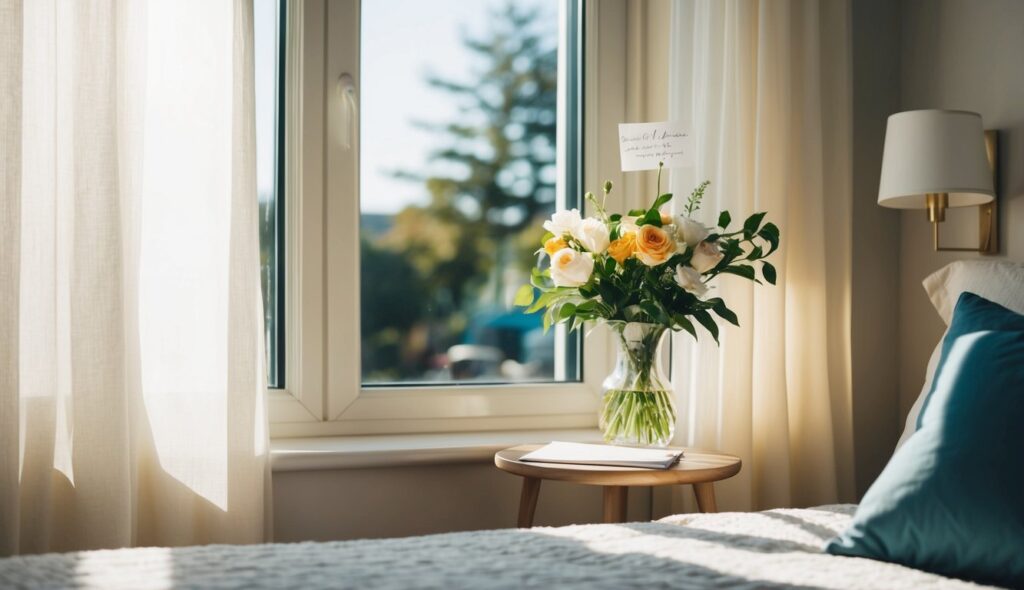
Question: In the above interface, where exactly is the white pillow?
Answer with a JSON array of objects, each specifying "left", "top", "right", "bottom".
[
  {"left": 895, "top": 260, "right": 1024, "bottom": 450},
  {"left": 922, "top": 260, "right": 1024, "bottom": 324}
]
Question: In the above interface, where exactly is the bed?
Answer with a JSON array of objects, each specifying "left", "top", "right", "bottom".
[{"left": 0, "top": 504, "right": 993, "bottom": 589}]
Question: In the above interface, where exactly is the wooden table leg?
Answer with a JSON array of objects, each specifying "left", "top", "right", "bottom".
[
  {"left": 602, "top": 486, "right": 628, "bottom": 523},
  {"left": 517, "top": 477, "right": 541, "bottom": 527},
  {"left": 693, "top": 482, "right": 717, "bottom": 513}
]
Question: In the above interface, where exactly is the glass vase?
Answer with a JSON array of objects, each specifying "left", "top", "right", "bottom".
[{"left": 599, "top": 322, "right": 676, "bottom": 447}]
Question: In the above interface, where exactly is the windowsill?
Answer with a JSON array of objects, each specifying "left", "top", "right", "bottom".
[{"left": 270, "top": 428, "right": 603, "bottom": 472}]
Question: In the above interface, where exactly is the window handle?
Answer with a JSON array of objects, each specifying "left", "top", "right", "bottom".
[{"left": 335, "top": 73, "right": 357, "bottom": 149}]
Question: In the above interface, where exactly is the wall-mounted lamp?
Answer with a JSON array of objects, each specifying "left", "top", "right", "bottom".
[{"left": 878, "top": 109, "right": 998, "bottom": 253}]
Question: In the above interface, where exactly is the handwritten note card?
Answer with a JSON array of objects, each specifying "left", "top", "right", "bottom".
[{"left": 618, "top": 122, "right": 693, "bottom": 172}]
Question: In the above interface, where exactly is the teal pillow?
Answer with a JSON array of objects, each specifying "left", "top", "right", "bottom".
[
  {"left": 825, "top": 293, "right": 1024, "bottom": 588},
  {"left": 916, "top": 291, "right": 1024, "bottom": 429}
]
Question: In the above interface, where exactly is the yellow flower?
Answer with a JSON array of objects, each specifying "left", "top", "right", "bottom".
[
  {"left": 544, "top": 237, "right": 568, "bottom": 255},
  {"left": 607, "top": 233, "right": 637, "bottom": 264},
  {"left": 635, "top": 225, "right": 676, "bottom": 266}
]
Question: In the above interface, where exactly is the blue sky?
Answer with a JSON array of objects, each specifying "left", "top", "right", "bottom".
[
  {"left": 254, "top": 0, "right": 277, "bottom": 202},
  {"left": 255, "top": 0, "right": 558, "bottom": 214}
]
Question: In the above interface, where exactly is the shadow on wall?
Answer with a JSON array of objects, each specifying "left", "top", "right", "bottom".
[{"left": 997, "top": 125, "right": 1024, "bottom": 241}]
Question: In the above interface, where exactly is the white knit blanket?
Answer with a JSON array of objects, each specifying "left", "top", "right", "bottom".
[{"left": 0, "top": 505, "right": 994, "bottom": 589}]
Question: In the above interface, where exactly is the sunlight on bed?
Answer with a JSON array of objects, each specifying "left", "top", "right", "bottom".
[
  {"left": 518, "top": 508, "right": 908, "bottom": 590},
  {"left": 75, "top": 547, "right": 174, "bottom": 590}
]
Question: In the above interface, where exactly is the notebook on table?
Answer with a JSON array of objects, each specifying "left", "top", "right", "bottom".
[{"left": 519, "top": 441, "right": 683, "bottom": 469}]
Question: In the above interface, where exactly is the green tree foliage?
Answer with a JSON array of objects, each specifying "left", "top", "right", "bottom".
[
  {"left": 387, "top": 1, "right": 558, "bottom": 300},
  {"left": 362, "top": 2, "right": 559, "bottom": 380},
  {"left": 360, "top": 238, "right": 428, "bottom": 379},
  {"left": 379, "top": 179, "right": 492, "bottom": 310}
]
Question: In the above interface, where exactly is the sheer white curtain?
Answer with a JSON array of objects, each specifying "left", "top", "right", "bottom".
[
  {"left": 667, "top": 0, "right": 855, "bottom": 512},
  {"left": 0, "top": 0, "right": 270, "bottom": 555}
]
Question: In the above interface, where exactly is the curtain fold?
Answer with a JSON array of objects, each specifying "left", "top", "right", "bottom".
[
  {"left": 0, "top": 0, "right": 269, "bottom": 555},
  {"left": 667, "top": 0, "right": 855, "bottom": 512}
]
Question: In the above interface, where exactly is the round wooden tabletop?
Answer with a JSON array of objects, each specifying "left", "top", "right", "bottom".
[{"left": 494, "top": 444, "right": 741, "bottom": 487}]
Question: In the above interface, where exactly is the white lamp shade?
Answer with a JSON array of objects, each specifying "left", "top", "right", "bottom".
[{"left": 878, "top": 109, "right": 994, "bottom": 209}]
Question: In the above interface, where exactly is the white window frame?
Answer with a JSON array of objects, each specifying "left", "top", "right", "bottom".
[{"left": 269, "top": 0, "right": 630, "bottom": 438}]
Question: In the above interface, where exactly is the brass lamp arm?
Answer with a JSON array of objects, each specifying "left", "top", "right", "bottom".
[{"left": 927, "top": 193, "right": 997, "bottom": 253}]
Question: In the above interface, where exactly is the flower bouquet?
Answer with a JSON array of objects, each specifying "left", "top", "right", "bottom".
[{"left": 515, "top": 165, "right": 779, "bottom": 447}]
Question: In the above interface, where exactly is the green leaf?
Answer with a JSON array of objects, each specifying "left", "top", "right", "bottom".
[
  {"left": 692, "top": 309, "right": 719, "bottom": 343},
  {"left": 513, "top": 285, "right": 535, "bottom": 307},
  {"left": 759, "top": 222, "right": 780, "bottom": 240},
  {"left": 719, "top": 265, "right": 757, "bottom": 281},
  {"left": 529, "top": 272, "right": 549, "bottom": 289},
  {"left": 723, "top": 239, "right": 744, "bottom": 258},
  {"left": 758, "top": 223, "right": 780, "bottom": 253},
  {"left": 717, "top": 210, "right": 731, "bottom": 229},
  {"left": 558, "top": 302, "right": 577, "bottom": 320},
  {"left": 673, "top": 315, "right": 697, "bottom": 339},
  {"left": 746, "top": 245, "right": 763, "bottom": 260},
  {"left": 650, "top": 193, "right": 673, "bottom": 211},
  {"left": 526, "top": 290, "right": 558, "bottom": 313},
  {"left": 710, "top": 299, "right": 740, "bottom": 326},
  {"left": 640, "top": 300, "right": 668, "bottom": 324},
  {"left": 595, "top": 280, "right": 621, "bottom": 305},
  {"left": 609, "top": 213, "right": 622, "bottom": 222},
  {"left": 627, "top": 208, "right": 647, "bottom": 217},
  {"left": 743, "top": 212, "right": 767, "bottom": 238},
  {"left": 638, "top": 209, "right": 662, "bottom": 227},
  {"left": 762, "top": 261, "right": 777, "bottom": 285}
]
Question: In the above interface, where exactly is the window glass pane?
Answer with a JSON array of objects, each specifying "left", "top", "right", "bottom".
[
  {"left": 360, "top": 0, "right": 580, "bottom": 385},
  {"left": 255, "top": 0, "right": 283, "bottom": 387}
]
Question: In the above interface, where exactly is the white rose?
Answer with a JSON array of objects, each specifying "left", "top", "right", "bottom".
[
  {"left": 674, "top": 265, "right": 708, "bottom": 297},
  {"left": 675, "top": 215, "right": 710, "bottom": 247},
  {"left": 543, "top": 208, "right": 582, "bottom": 237},
  {"left": 690, "top": 241, "right": 725, "bottom": 273},
  {"left": 550, "top": 248, "right": 594, "bottom": 287},
  {"left": 572, "top": 218, "right": 610, "bottom": 253},
  {"left": 618, "top": 215, "right": 639, "bottom": 236}
]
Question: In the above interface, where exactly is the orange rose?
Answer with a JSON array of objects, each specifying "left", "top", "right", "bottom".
[
  {"left": 544, "top": 237, "right": 568, "bottom": 255},
  {"left": 635, "top": 225, "right": 676, "bottom": 266},
  {"left": 607, "top": 233, "right": 637, "bottom": 264}
]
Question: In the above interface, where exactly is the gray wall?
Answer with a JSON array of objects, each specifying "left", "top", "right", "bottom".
[
  {"left": 850, "top": 0, "right": 904, "bottom": 498},
  {"left": 897, "top": 0, "right": 1024, "bottom": 419},
  {"left": 273, "top": 463, "right": 650, "bottom": 542},
  {"left": 847, "top": 0, "right": 1024, "bottom": 499}
]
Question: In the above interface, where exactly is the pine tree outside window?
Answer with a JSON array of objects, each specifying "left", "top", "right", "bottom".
[{"left": 359, "top": 1, "right": 581, "bottom": 386}]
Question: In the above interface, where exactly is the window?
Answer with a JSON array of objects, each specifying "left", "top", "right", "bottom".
[
  {"left": 263, "top": 0, "right": 625, "bottom": 436},
  {"left": 255, "top": 0, "right": 285, "bottom": 388},
  {"left": 358, "top": 0, "right": 581, "bottom": 386}
]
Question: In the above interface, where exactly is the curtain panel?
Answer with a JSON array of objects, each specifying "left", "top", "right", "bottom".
[
  {"left": 0, "top": 0, "right": 270, "bottom": 555},
  {"left": 666, "top": 0, "right": 856, "bottom": 512}
]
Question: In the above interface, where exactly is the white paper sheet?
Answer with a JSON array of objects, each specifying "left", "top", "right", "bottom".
[
  {"left": 618, "top": 121, "right": 694, "bottom": 171},
  {"left": 519, "top": 441, "right": 683, "bottom": 469}
]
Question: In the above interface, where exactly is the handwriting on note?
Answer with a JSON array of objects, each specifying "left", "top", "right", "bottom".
[{"left": 618, "top": 122, "right": 693, "bottom": 172}]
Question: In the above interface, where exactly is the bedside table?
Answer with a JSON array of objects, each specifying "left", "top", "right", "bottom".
[{"left": 494, "top": 444, "right": 741, "bottom": 527}]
